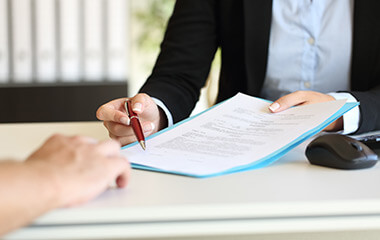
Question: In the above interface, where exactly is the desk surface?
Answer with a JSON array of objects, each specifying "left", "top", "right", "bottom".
[{"left": 1, "top": 122, "right": 380, "bottom": 240}]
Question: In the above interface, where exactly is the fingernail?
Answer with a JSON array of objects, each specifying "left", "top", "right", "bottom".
[
  {"left": 116, "top": 177, "right": 126, "bottom": 188},
  {"left": 269, "top": 102, "right": 280, "bottom": 112},
  {"left": 143, "top": 122, "right": 155, "bottom": 133},
  {"left": 133, "top": 103, "right": 142, "bottom": 113},
  {"left": 120, "top": 117, "right": 130, "bottom": 125}
]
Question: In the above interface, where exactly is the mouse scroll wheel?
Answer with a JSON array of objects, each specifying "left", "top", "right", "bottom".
[{"left": 350, "top": 142, "right": 363, "bottom": 151}]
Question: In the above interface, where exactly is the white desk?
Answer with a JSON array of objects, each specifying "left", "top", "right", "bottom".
[{"left": 1, "top": 122, "right": 380, "bottom": 240}]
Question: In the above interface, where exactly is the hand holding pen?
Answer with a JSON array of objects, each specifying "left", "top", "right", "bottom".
[{"left": 96, "top": 93, "right": 165, "bottom": 146}]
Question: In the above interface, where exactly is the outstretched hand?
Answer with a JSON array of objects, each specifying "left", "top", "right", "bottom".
[
  {"left": 96, "top": 93, "right": 167, "bottom": 146},
  {"left": 25, "top": 134, "right": 131, "bottom": 207}
]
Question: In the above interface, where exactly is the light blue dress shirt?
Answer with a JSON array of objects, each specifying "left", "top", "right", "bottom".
[
  {"left": 261, "top": 0, "right": 353, "bottom": 100},
  {"left": 156, "top": 0, "right": 360, "bottom": 134},
  {"left": 261, "top": 0, "right": 358, "bottom": 134}
]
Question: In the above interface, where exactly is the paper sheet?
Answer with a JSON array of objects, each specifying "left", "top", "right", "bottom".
[{"left": 121, "top": 93, "right": 358, "bottom": 177}]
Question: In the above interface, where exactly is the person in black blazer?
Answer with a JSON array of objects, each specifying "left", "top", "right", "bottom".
[{"left": 97, "top": 0, "right": 380, "bottom": 146}]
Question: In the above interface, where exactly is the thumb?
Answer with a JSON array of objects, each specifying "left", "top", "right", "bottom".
[
  {"left": 129, "top": 93, "right": 152, "bottom": 114},
  {"left": 129, "top": 93, "right": 157, "bottom": 134},
  {"left": 269, "top": 92, "right": 306, "bottom": 113}
]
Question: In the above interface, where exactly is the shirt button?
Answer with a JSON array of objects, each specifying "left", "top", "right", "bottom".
[
  {"left": 304, "top": 81, "right": 311, "bottom": 88},
  {"left": 308, "top": 37, "right": 315, "bottom": 45}
]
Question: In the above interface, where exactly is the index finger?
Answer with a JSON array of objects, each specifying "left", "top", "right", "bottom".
[
  {"left": 95, "top": 139, "right": 122, "bottom": 157},
  {"left": 97, "top": 100, "right": 130, "bottom": 125},
  {"left": 106, "top": 155, "right": 131, "bottom": 188}
]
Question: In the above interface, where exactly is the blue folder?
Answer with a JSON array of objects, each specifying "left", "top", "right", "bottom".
[{"left": 123, "top": 98, "right": 359, "bottom": 178}]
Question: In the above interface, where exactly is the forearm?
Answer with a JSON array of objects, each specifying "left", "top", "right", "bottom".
[
  {"left": 140, "top": 0, "right": 219, "bottom": 123},
  {"left": 0, "top": 162, "right": 59, "bottom": 236}
]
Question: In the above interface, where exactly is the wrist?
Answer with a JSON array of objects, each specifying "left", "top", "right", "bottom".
[
  {"left": 325, "top": 116, "right": 344, "bottom": 132},
  {"left": 157, "top": 107, "right": 168, "bottom": 131},
  {"left": 24, "top": 161, "right": 63, "bottom": 209},
  {"left": 151, "top": 97, "right": 173, "bottom": 128}
]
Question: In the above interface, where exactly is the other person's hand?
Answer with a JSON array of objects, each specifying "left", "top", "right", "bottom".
[
  {"left": 96, "top": 93, "right": 167, "bottom": 146},
  {"left": 25, "top": 134, "right": 130, "bottom": 207},
  {"left": 268, "top": 91, "right": 343, "bottom": 132}
]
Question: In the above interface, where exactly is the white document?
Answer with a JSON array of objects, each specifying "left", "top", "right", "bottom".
[
  {"left": 11, "top": 0, "right": 33, "bottom": 83},
  {"left": 106, "top": 0, "right": 129, "bottom": 82},
  {"left": 59, "top": 0, "right": 82, "bottom": 82},
  {"left": 0, "top": 0, "right": 9, "bottom": 83},
  {"left": 83, "top": 0, "right": 104, "bottom": 82},
  {"left": 122, "top": 93, "right": 348, "bottom": 177},
  {"left": 35, "top": 0, "right": 57, "bottom": 83}
]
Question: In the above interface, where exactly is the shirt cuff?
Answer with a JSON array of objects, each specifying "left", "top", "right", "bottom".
[
  {"left": 327, "top": 92, "right": 360, "bottom": 134},
  {"left": 152, "top": 97, "right": 174, "bottom": 128}
]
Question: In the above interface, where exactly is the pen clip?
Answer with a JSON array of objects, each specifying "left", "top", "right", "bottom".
[
  {"left": 125, "top": 99, "right": 131, "bottom": 118},
  {"left": 125, "top": 99, "right": 139, "bottom": 119}
]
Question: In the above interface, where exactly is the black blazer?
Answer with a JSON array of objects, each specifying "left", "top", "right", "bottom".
[{"left": 140, "top": 0, "right": 380, "bottom": 134}]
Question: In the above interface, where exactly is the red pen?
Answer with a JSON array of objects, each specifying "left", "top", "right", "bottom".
[{"left": 125, "top": 100, "right": 146, "bottom": 150}]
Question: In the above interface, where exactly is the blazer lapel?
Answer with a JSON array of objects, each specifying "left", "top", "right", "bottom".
[
  {"left": 243, "top": 0, "right": 272, "bottom": 95},
  {"left": 351, "top": 0, "right": 380, "bottom": 90}
]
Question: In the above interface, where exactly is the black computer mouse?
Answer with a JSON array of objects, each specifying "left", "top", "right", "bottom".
[{"left": 305, "top": 134, "right": 378, "bottom": 170}]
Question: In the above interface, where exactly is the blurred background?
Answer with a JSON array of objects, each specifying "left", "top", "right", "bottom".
[{"left": 0, "top": 0, "right": 219, "bottom": 123}]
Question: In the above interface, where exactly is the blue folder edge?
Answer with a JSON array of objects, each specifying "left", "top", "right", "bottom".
[{"left": 123, "top": 100, "right": 359, "bottom": 178}]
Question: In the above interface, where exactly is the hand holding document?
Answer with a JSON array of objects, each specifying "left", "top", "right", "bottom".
[{"left": 121, "top": 93, "right": 358, "bottom": 177}]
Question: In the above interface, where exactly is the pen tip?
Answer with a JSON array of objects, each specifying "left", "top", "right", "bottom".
[{"left": 139, "top": 141, "right": 146, "bottom": 150}]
